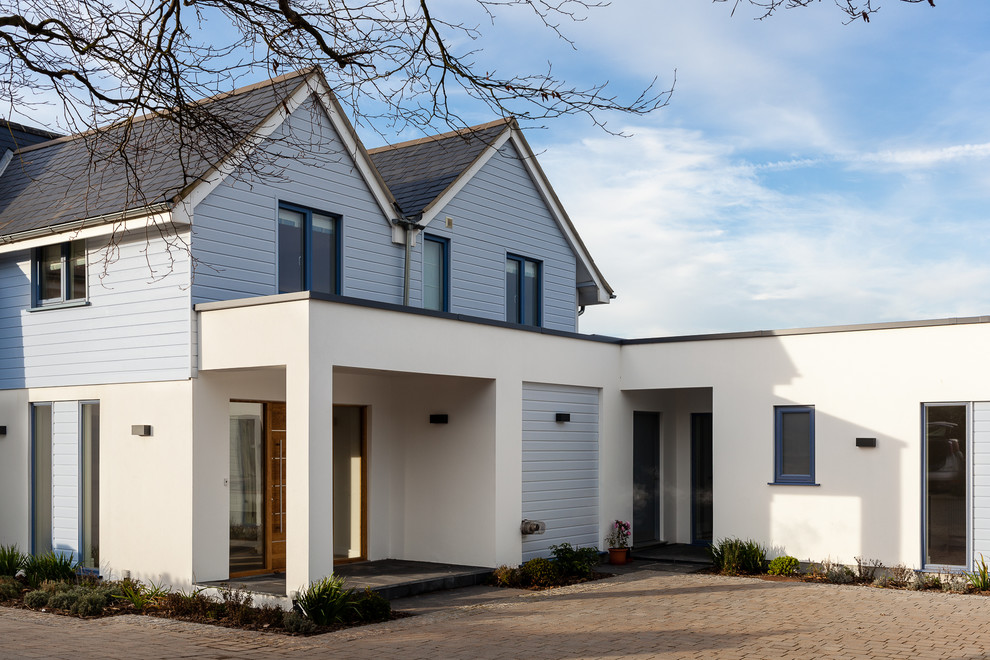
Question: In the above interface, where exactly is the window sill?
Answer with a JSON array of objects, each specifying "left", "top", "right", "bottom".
[
  {"left": 28, "top": 299, "right": 90, "bottom": 312},
  {"left": 768, "top": 481, "right": 820, "bottom": 487}
]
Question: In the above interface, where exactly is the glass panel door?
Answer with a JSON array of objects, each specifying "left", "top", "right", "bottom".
[
  {"left": 230, "top": 402, "right": 266, "bottom": 575},
  {"left": 32, "top": 404, "right": 53, "bottom": 555},
  {"left": 80, "top": 402, "right": 100, "bottom": 570},
  {"left": 924, "top": 403, "right": 968, "bottom": 567}
]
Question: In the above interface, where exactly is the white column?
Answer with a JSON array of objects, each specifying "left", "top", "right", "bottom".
[
  {"left": 493, "top": 377, "right": 523, "bottom": 566},
  {"left": 284, "top": 359, "right": 333, "bottom": 593}
]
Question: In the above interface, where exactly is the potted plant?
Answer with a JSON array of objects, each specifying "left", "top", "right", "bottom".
[{"left": 605, "top": 519, "right": 631, "bottom": 565}]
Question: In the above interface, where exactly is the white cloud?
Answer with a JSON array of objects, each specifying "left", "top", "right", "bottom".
[{"left": 539, "top": 124, "right": 990, "bottom": 338}]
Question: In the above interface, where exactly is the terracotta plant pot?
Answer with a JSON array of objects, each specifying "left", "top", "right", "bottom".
[{"left": 608, "top": 547, "right": 629, "bottom": 565}]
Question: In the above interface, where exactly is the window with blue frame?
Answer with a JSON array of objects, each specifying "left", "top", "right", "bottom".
[
  {"left": 505, "top": 254, "right": 541, "bottom": 326},
  {"left": 423, "top": 235, "right": 449, "bottom": 312},
  {"left": 277, "top": 202, "right": 340, "bottom": 295},
  {"left": 773, "top": 405, "right": 816, "bottom": 484},
  {"left": 34, "top": 240, "right": 86, "bottom": 306}
]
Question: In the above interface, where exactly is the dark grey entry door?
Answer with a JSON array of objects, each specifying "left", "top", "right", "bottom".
[
  {"left": 633, "top": 411, "right": 661, "bottom": 546},
  {"left": 691, "top": 413, "right": 714, "bottom": 544}
]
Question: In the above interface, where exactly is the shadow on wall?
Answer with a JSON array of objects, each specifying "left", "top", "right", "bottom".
[{"left": 623, "top": 333, "right": 914, "bottom": 568}]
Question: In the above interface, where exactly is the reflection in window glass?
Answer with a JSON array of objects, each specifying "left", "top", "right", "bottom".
[
  {"left": 505, "top": 258, "right": 520, "bottom": 324},
  {"left": 69, "top": 241, "right": 87, "bottom": 301},
  {"left": 423, "top": 236, "right": 446, "bottom": 311},
  {"left": 925, "top": 403, "right": 967, "bottom": 567},
  {"left": 278, "top": 208, "right": 305, "bottom": 293},
  {"left": 230, "top": 402, "right": 265, "bottom": 575},
  {"left": 32, "top": 404, "right": 52, "bottom": 555},
  {"left": 81, "top": 403, "right": 100, "bottom": 570},
  {"left": 310, "top": 212, "right": 337, "bottom": 295},
  {"left": 39, "top": 244, "right": 63, "bottom": 302}
]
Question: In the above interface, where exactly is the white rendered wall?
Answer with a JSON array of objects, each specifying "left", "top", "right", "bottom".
[
  {"left": 622, "top": 323, "right": 990, "bottom": 569},
  {"left": 0, "top": 389, "right": 31, "bottom": 549},
  {"left": 20, "top": 380, "right": 194, "bottom": 584}
]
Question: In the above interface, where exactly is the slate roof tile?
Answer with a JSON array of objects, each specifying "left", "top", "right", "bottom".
[
  {"left": 0, "top": 70, "right": 311, "bottom": 238},
  {"left": 368, "top": 119, "right": 510, "bottom": 216}
]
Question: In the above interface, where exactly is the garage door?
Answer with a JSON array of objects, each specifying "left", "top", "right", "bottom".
[{"left": 521, "top": 382, "right": 599, "bottom": 560}]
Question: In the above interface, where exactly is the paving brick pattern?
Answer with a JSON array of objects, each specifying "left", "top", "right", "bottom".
[{"left": 3, "top": 570, "right": 990, "bottom": 659}]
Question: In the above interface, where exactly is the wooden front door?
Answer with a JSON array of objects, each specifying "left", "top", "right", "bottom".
[{"left": 267, "top": 403, "right": 287, "bottom": 573}]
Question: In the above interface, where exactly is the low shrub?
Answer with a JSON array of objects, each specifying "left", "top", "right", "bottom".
[
  {"left": 351, "top": 588, "right": 391, "bottom": 623},
  {"left": 0, "top": 544, "right": 25, "bottom": 577},
  {"left": 48, "top": 587, "right": 85, "bottom": 611},
  {"left": 23, "top": 552, "right": 76, "bottom": 587},
  {"left": 70, "top": 591, "right": 107, "bottom": 617},
  {"left": 767, "top": 555, "right": 799, "bottom": 577},
  {"left": 283, "top": 611, "right": 317, "bottom": 634},
  {"left": 219, "top": 587, "right": 254, "bottom": 625},
  {"left": 23, "top": 589, "right": 49, "bottom": 609},
  {"left": 710, "top": 538, "right": 767, "bottom": 575},
  {"left": 826, "top": 565, "right": 855, "bottom": 585},
  {"left": 491, "top": 565, "right": 523, "bottom": 588},
  {"left": 855, "top": 557, "right": 883, "bottom": 582},
  {"left": 160, "top": 589, "right": 215, "bottom": 618},
  {"left": 968, "top": 555, "right": 990, "bottom": 591},
  {"left": 520, "top": 557, "right": 560, "bottom": 588},
  {"left": 914, "top": 572, "right": 942, "bottom": 591},
  {"left": 550, "top": 543, "right": 600, "bottom": 579},
  {"left": 296, "top": 575, "right": 356, "bottom": 626},
  {"left": 887, "top": 563, "right": 914, "bottom": 588},
  {"left": 0, "top": 577, "right": 21, "bottom": 601}
]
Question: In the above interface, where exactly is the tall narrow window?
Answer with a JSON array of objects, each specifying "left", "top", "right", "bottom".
[
  {"left": 277, "top": 203, "right": 340, "bottom": 295},
  {"left": 506, "top": 254, "right": 541, "bottom": 326},
  {"left": 32, "top": 404, "right": 53, "bottom": 555},
  {"left": 924, "top": 403, "right": 967, "bottom": 567},
  {"left": 773, "top": 405, "right": 815, "bottom": 485},
  {"left": 80, "top": 402, "right": 100, "bottom": 570},
  {"left": 423, "top": 235, "right": 449, "bottom": 312},
  {"left": 34, "top": 240, "right": 86, "bottom": 306}
]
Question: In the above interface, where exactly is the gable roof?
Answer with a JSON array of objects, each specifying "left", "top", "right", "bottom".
[
  {"left": 367, "top": 119, "right": 510, "bottom": 217},
  {"left": 370, "top": 118, "right": 613, "bottom": 305},
  {"left": 0, "top": 69, "right": 398, "bottom": 242}
]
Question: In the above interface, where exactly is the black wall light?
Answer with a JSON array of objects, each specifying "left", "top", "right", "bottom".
[
  {"left": 0, "top": 426, "right": 6, "bottom": 435},
  {"left": 131, "top": 425, "right": 153, "bottom": 437},
  {"left": 555, "top": 413, "right": 570, "bottom": 423},
  {"left": 856, "top": 437, "right": 877, "bottom": 448},
  {"left": 429, "top": 414, "right": 449, "bottom": 424}
]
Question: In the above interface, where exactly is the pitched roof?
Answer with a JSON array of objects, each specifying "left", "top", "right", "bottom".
[
  {"left": 367, "top": 119, "right": 510, "bottom": 217},
  {"left": 0, "top": 70, "right": 314, "bottom": 238},
  {"left": 0, "top": 121, "right": 62, "bottom": 154}
]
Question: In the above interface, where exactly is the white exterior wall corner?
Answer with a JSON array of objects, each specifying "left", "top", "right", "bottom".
[{"left": 620, "top": 322, "right": 990, "bottom": 568}]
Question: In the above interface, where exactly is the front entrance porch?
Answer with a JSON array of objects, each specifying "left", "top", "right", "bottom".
[{"left": 625, "top": 387, "right": 713, "bottom": 547}]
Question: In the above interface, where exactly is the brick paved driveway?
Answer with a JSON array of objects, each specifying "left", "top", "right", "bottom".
[{"left": 2, "top": 568, "right": 989, "bottom": 659}]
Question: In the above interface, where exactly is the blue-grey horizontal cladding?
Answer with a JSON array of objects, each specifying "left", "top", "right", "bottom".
[{"left": 0, "top": 232, "right": 192, "bottom": 389}]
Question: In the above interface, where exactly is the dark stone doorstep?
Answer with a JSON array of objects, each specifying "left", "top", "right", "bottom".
[{"left": 197, "top": 559, "right": 493, "bottom": 599}]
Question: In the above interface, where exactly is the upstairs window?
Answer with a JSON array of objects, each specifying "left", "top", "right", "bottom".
[
  {"left": 773, "top": 405, "right": 816, "bottom": 485},
  {"left": 506, "top": 254, "right": 541, "bottom": 326},
  {"left": 34, "top": 241, "right": 86, "bottom": 306},
  {"left": 278, "top": 202, "right": 340, "bottom": 295},
  {"left": 423, "top": 235, "right": 449, "bottom": 312}
]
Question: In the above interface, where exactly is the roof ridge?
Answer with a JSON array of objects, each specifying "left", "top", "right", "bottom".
[
  {"left": 367, "top": 118, "right": 512, "bottom": 154},
  {"left": 14, "top": 67, "right": 317, "bottom": 156}
]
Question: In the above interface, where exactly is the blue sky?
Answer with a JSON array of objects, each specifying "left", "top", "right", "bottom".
[
  {"left": 10, "top": 1, "right": 989, "bottom": 339},
  {"left": 485, "top": 1, "right": 990, "bottom": 338}
]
